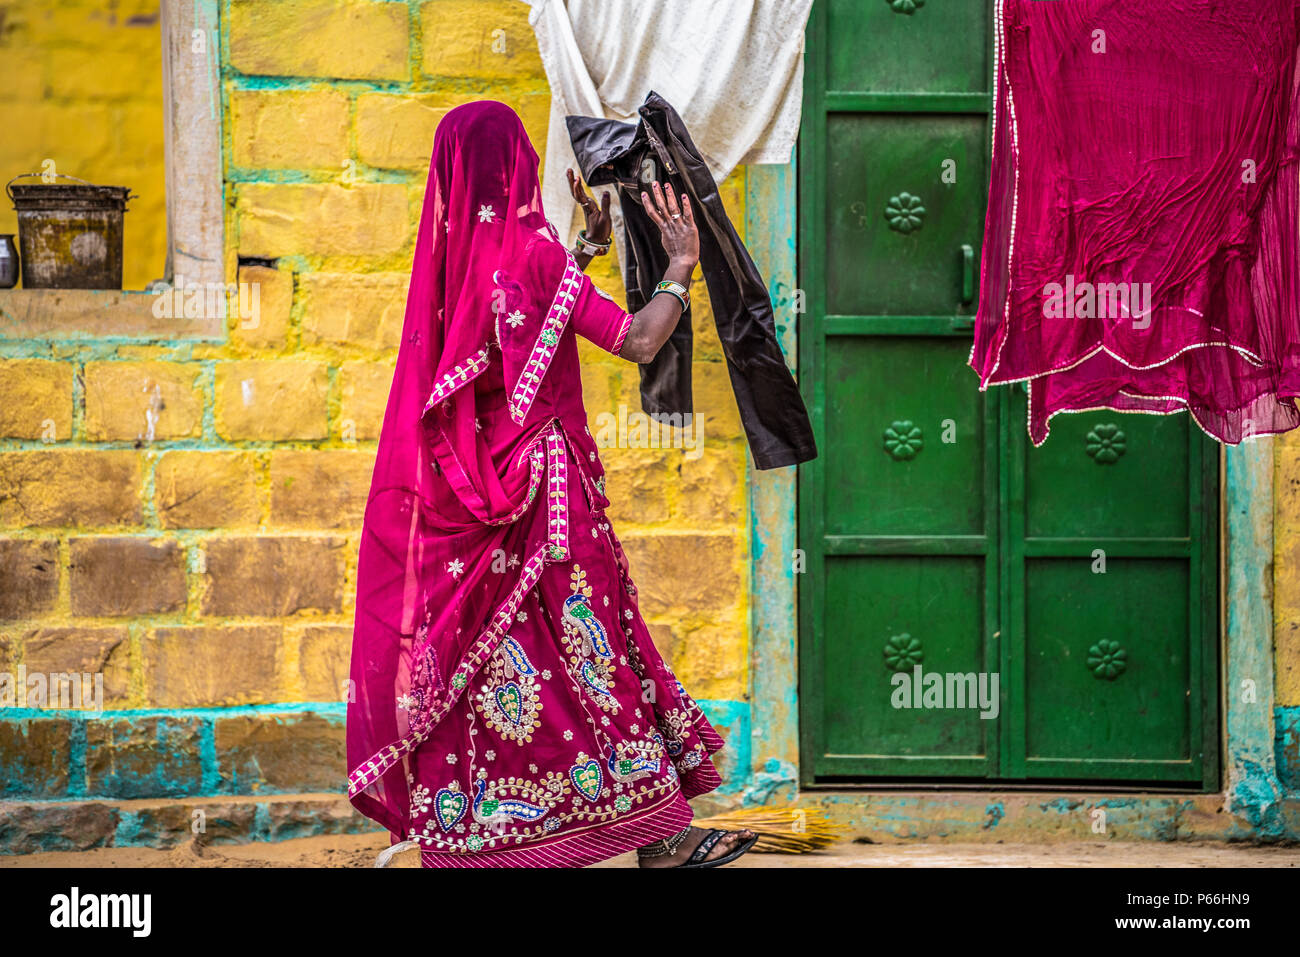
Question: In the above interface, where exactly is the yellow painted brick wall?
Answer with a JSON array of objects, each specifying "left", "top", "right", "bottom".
[
  {"left": 0, "top": 0, "right": 167, "bottom": 290},
  {"left": 0, "top": 0, "right": 750, "bottom": 732},
  {"left": 1274, "top": 434, "right": 1300, "bottom": 706}
]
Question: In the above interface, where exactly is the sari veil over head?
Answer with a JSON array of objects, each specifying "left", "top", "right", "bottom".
[
  {"left": 347, "top": 103, "right": 724, "bottom": 858},
  {"left": 348, "top": 102, "right": 574, "bottom": 831}
]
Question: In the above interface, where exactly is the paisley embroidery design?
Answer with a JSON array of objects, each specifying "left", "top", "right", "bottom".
[
  {"left": 498, "top": 636, "right": 538, "bottom": 678},
  {"left": 569, "top": 755, "right": 604, "bottom": 801},
  {"left": 434, "top": 784, "right": 467, "bottom": 832},
  {"left": 474, "top": 642, "right": 543, "bottom": 743},
  {"left": 580, "top": 659, "right": 614, "bottom": 699}
]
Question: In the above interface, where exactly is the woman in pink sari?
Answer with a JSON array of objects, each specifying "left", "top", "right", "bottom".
[{"left": 346, "top": 101, "right": 757, "bottom": 868}]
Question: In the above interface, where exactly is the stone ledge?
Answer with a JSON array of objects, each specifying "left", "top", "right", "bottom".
[
  {"left": 802, "top": 790, "right": 1300, "bottom": 844},
  {"left": 0, "top": 289, "right": 223, "bottom": 340},
  {"left": 0, "top": 792, "right": 377, "bottom": 855}
]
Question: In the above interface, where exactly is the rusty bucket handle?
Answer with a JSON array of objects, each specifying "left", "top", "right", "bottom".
[{"left": 5, "top": 172, "right": 137, "bottom": 203}]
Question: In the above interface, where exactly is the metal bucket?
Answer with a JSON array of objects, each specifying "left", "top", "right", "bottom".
[{"left": 6, "top": 173, "right": 135, "bottom": 289}]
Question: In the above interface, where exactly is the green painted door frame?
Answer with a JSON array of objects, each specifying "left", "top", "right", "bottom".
[{"left": 743, "top": 0, "right": 1284, "bottom": 831}]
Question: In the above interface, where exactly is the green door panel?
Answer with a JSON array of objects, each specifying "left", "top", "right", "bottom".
[
  {"left": 825, "top": 337, "right": 985, "bottom": 537},
  {"left": 826, "top": 113, "right": 987, "bottom": 317},
  {"left": 799, "top": 0, "right": 1219, "bottom": 789},
  {"left": 826, "top": 0, "right": 989, "bottom": 95},
  {"left": 820, "top": 556, "right": 992, "bottom": 775},
  {"left": 1024, "top": 559, "right": 1194, "bottom": 777},
  {"left": 1025, "top": 412, "right": 1190, "bottom": 539}
]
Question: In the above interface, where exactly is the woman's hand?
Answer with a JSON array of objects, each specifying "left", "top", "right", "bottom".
[
  {"left": 642, "top": 181, "right": 698, "bottom": 269},
  {"left": 618, "top": 182, "right": 698, "bottom": 364},
  {"left": 567, "top": 167, "right": 611, "bottom": 243}
]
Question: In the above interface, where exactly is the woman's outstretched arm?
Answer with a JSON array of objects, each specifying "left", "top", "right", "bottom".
[{"left": 618, "top": 181, "right": 699, "bottom": 364}]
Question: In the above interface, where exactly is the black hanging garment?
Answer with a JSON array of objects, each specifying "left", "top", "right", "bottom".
[{"left": 566, "top": 91, "right": 817, "bottom": 470}]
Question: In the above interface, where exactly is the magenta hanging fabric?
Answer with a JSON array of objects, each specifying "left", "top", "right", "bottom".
[{"left": 972, "top": 0, "right": 1300, "bottom": 445}]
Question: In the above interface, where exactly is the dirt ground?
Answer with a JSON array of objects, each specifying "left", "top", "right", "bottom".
[{"left": 3, "top": 832, "right": 1298, "bottom": 868}]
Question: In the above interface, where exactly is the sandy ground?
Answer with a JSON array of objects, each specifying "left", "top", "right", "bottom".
[{"left": 2, "top": 832, "right": 1298, "bottom": 868}]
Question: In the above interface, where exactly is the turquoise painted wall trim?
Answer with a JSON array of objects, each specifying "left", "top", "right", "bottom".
[
  {"left": 744, "top": 159, "right": 801, "bottom": 805},
  {"left": 1225, "top": 440, "right": 1284, "bottom": 834},
  {"left": 696, "top": 698, "right": 751, "bottom": 795},
  {"left": 2, "top": 704, "right": 345, "bottom": 801},
  {"left": 1276, "top": 706, "right": 1300, "bottom": 792}
]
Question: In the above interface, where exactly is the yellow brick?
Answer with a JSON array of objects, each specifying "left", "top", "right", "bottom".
[
  {"left": 83, "top": 361, "right": 203, "bottom": 442},
  {"left": 579, "top": 360, "right": 616, "bottom": 422},
  {"left": 356, "top": 92, "right": 479, "bottom": 169},
  {"left": 1278, "top": 620, "right": 1300, "bottom": 706},
  {"left": 1277, "top": 436, "right": 1300, "bottom": 705},
  {"left": 236, "top": 183, "right": 411, "bottom": 258},
  {"left": 22, "top": 0, "right": 165, "bottom": 52},
  {"left": 691, "top": 361, "right": 744, "bottom": 441},
  {"left": 419, "top": 0, "right": 544, "bottom": 79},
  {"left": 691, "top": 283, "right": 725, "bottom": 361},
  {"left": 0, "top": 450, "right": 142, "bottom": 528},
  {"left": 622, "top": 531, "right": 743, "bottom": 620},
  {"left": 674, "top": 444, "right": 745, "bottom": 526},
  {"left": 0, "top": 360, "right": 73, "bottom": 441},
  {"left": 20, "top": 107, "right": 115, "bottom": 176},
  {"left": 296, "top": 624, "right": 353, "bottom": 701},
  {"left": 603, "top": 449, "right": 674, "bottom": 526},
  {"left": 231, "top": 264, "right": 294, "bottom": 351},
  {"left": 300, "top": 272, "right": 406, "bottom": 349},
  {"left": 647, "top": 621, "right": 747, "bottom": 702},
  {"left": 613, "top": 362, "right": 644, "bottom": 410},
  {"left": 0, "top": 47, "right": 44, "bottom": 103},
  {"left": 270, "top": 449, "right": 376, "bottom": 528},
  {"left": 47, "top": 47, "right": 159, "bottom": 100},
  {"left": 154, "top": 451, "right": 261, "bottom": 529},
  {"left": 516, "top": 93, "right": 552, "bottom": 161},
  {"left": 720, "top": 167, "right": 746, "bottom": 224},
  {"left": 230, "top": 89, "right": 351, "bottom": 169},
  {"left": 585, "top": 251, "right": 626, "bottom": 298},
  {"left": 355, "top": 91, "right": 550, "bottom": 169},
  {"left": 338, "top": 361, "right": 393, "bottom": 440},
  {"left": 216, "top": 360, "right": 330, "bottom": 441},
  {"left": 229, "top": 0, "right": 409, "bottom": 81},
  {"left": 143, "top": 625, "right": 282, "bottom": 708}
]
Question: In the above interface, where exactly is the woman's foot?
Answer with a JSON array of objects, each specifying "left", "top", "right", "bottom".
[{"left": 637, "top": 826, "right": 757, "bottom": 868}]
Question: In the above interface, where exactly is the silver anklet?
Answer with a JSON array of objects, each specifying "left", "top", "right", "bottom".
[{"left": 636, "top": 826, "right": 691, "bottom": 859}]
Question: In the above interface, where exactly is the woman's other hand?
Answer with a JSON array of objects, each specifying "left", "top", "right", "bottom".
[
  {"left": 567, "top": 167, "right": 612, "bottom": 244},
  {"left": 642, "top": 181, "right": 698, "bottom": 269}
]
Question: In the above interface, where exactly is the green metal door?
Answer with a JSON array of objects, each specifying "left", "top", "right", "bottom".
[{"left": 797, "top": 0, "right": 1219, "bottom": 788}]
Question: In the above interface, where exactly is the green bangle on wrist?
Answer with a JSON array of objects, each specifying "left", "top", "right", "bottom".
[{"left": 653, "top": 279, "right": 689, "bottom": 312}]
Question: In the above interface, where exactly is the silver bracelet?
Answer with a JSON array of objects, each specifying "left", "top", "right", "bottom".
[{"left": 574, "top": 229, "right": 611, "bottom": 256}]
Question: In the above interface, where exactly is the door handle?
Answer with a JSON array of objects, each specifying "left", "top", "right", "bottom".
[{"left": 960, "top": 244, "right": 975, "bottom": 305}]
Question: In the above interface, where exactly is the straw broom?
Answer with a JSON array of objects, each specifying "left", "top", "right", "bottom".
[{"left": 694, "top": 807, "right": 846, "bottom": 854}]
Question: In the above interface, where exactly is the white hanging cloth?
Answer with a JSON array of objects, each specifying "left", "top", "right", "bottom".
[{"left": 525, "top": 0, "right": 813, "bottom": 248}]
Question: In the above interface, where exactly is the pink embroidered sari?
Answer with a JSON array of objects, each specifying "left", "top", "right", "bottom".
[
  {"left": 973, "top": 0, "right": 1300, "bottom": 445},
  {"left": 346, "top": 101, "right": 724, "bottom": 867}
]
